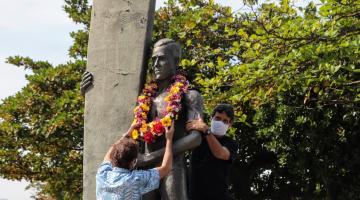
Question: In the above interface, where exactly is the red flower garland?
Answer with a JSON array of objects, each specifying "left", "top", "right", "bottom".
[{"left": 131, "top": 74, "right": 189, "bottom": 144}]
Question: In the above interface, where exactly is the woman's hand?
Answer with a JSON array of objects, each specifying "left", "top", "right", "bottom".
[
  {"left": 124, "top": 121, "right": 141, "bottom": 138},
  {"left": 165, "top": 122, "right": 175, "bottom": 141}
]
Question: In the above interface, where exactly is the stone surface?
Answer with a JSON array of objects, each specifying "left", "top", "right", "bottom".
[{"left": 83, "top": 0, "right": 156, "bottom": 199}]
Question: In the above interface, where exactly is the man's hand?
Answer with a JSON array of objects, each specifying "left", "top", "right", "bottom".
[
  {"left": 186, "top": 116, "right": 208, "bottom": 133},
  {"left": 80, "top": 71, "right": 94, "bottom": 95},
  {"left": 165, "top": 122, "right": 175, "bottom": 141}
]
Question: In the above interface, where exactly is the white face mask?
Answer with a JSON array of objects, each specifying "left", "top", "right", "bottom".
[{"left": 210, "top": 119, "right": 229, "bottom": 136}]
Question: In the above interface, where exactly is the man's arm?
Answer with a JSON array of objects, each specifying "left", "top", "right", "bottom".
[
  {"left": 204, "top": 134, "right": 230, "bottom": 160},
  {"left": 137, "top": 90, "right": 203, "bottom": 167},
  {"left": 186, "top": 118, "right": 231, "bottom": 160},
  {"left": 155, "top": 123, "right": 174, "bottom": 178}
]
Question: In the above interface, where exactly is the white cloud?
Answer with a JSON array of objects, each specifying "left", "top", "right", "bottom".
[
  {"left": 0, "top": 179, "right": 36, "bottom": 200},
  {"left": 0, "top": 55, "right": 30, "bottom": 102},
  {"left": 0, "top": 0, "right": 79, "bottom": 64},
  {"left": 0, "top": 0, "right": 76, "bottom": 31},
  {"left": 0, "top": 0, "right": 79, "bottom": 103}
]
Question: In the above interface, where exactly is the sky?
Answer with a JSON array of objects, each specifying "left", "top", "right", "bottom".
[
  {"left": 0, "top": 0, "right": 312, "bottom": 199},
  {"left": 0, "top": 1, "right": 78, "bottom": 199}
]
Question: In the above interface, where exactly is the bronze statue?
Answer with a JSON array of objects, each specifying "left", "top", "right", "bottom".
[{"left": 81, "top": 38, "right": 203, "bottom": 200}]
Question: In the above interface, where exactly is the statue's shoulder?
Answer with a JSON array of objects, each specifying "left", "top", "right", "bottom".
[
  {"left": 184, "top": 89, "right": 202, "bottom": 100},
  {"left": 184, "top": 89, "right": 203, "bottom": 106}
]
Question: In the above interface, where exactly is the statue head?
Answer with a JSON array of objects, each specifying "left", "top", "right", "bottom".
[{"left": 152, "top": 38, "right": 181, "bottom": 81}]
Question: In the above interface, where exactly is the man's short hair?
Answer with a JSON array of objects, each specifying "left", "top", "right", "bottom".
[
  {"left": 154, "top": 38, "right": 181, "bottom": 60},
  {"left": 110, "top": 137, "right": 139, "bottom": 169},
  {"left": 211, "top": 104, "right": 235, "bottom": 123}
]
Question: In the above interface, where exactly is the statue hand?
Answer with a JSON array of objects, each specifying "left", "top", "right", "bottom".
[{"left": 80, "top": 71, "right": 94, "bottom": 95}]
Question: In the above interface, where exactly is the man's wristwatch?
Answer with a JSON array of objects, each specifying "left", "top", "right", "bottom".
[{"left": 204, "top": 128, "right": 212, "bottom": 136}]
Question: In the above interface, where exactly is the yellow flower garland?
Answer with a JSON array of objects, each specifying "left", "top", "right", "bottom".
[{"left": 131, "top": 75, "right": 189, "bottom": 143}]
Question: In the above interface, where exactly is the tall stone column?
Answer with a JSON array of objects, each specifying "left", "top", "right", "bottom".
[{"left": 83, "top": 0, "right": 156, "bottom": 199}]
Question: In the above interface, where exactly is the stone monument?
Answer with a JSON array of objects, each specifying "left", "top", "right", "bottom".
[
  {"left": 82, "top": 1, "right": 205, "bottom": 200},
  {"left": 139, "top": 38, "right": 204, "bottom": 200},
  {"left": 83, "top": 0, "right": 156, "bottom": 199},
  {"left": 83, "top": 38, "right": 205, "bottom": 199}
]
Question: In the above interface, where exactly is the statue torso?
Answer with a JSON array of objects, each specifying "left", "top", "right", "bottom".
[{"left": 146, "top": 90, "right": 187, "bottom": 152}]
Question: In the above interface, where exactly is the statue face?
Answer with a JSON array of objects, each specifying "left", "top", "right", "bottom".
[{"left": 152, "top": 46, "right": 176, "bottom": 81}]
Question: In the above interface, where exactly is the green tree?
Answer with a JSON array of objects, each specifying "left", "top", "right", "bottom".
[{"left": 153, "top": 0, "right": 360, "bottom": 199}]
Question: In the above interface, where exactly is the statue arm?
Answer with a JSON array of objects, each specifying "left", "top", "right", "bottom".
[
  {"left": 137, "top": 131, "right": 202, "bottom": 167},
  {"left": 137, "top": 90, "right": 204, "bottom": 167}
]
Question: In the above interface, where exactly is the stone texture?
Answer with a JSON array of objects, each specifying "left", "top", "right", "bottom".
[{"left": 84, "top": 0, "right": 156, "bottom": 199}]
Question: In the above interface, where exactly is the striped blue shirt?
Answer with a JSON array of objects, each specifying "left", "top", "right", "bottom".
[{"left": 96, "top": 162, "right": 160, "bottom": 200}]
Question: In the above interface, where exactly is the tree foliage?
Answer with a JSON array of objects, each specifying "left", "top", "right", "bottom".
[
  {"left": 0, "top": 0, "right": 359, "bottom": 199},
  {"left": 153, "top": 0, "right": 360, "bottom": 199},
  {"left": 0, "top": 1, "right": 90, "bottom": 199}
]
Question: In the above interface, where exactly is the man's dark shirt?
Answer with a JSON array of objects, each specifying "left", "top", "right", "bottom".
[{"left": 190, "top": 135, "right": 238, "bottom": 200}]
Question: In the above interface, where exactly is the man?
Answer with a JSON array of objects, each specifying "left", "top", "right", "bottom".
[
  {"left": 186, "top": 104, "right": 238, "bottom": 200},
  {"left": 96, "top": 123, "right": 174, "bottom": 200},
  {"left": 83, "top": 38, "right": 204, "bottom": 200}
]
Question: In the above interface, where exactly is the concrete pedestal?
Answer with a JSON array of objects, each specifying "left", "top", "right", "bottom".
[{"left": 84, "top": 0, "right": 156, "bottom": 199}]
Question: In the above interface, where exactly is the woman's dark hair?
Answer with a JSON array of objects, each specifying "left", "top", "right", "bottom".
[
  {"left": 110, "top": 137, "right": 139, "bottom": 169},
  {"left": 211, "top": 104, "right": 235, "bottom": 122}
]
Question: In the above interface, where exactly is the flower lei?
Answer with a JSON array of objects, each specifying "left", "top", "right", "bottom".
[{"left": 131, "top": 74, "right": 189, "bottom": 144}]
